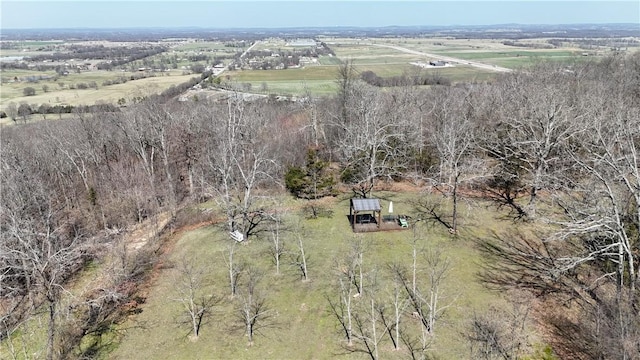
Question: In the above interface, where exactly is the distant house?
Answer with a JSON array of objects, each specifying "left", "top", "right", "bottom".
[{"left": 429, "top": 60, "right": 447, "bottom": 67}]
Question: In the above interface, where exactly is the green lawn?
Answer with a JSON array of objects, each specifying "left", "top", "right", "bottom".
[
  {"left": 108, "top": 191, "right": 510, "bottom": 360},
  {"left": 0, "top": 186, "right": 548, "bottom": 360}
]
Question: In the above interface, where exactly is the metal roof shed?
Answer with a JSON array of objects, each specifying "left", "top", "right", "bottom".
[{"left": 350, "top": 198, "right": 382, "bottom": 231}]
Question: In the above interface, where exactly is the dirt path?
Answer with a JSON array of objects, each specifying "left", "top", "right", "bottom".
[{"left": 125, "top": 212, "right": 173, "bottom": 252}]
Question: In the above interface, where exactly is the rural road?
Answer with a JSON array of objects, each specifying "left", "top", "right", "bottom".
[
  {"left": 193, "top": 40, "right": 259, "bottom": 94},
  {"left": 212, "top": 40, "right": 258, "bottom": 78},
  {"left": 363, "top": 42, "right": 513, "bottom": 73},
  {"left": 241, "top": 40, "right": 259, "bottom": 59}
]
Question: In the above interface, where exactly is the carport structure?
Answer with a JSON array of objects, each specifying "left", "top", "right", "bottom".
[{"left": 349, "top": 198, "right": 381, "bottom": 231}]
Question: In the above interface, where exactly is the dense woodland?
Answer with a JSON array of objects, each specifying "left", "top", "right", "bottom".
[{"left": 1, "top": 52, "right": 639, "bottom": 359}]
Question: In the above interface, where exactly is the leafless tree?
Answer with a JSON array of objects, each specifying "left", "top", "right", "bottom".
[
  {"left": 350, "top": 296, "right": 386, "bottom": 360},
  {"left": 336, "top": 58, "right": 357, "bottom": 128},
  {"left": 224, "top": 242, "right": 243, "bottom": 298},
  {"left": 390, "top": 248, "right": 452, "bottom": 338},
  {"left": 171, "top": 257, "right": 220, "bottom": 340},
  {"left": 235, "top": 266, "right": 274, "bottom": 346},
  {"left": 421, "top": 86, "right": 483, "bottom": 233},
  {"left": 544, "top": 69, "right": 640, "bottom": 357},
  {"left": 465, "top": 296, "right": 532, "bottom": 360},
  {"left": 299, "top": 86, "right": 327, "bottom": 148},
  {"left": 336, "top": 83, "right": 407, "bottom": 197},
  {"left": 107, "top": 108, "right": 163, "bottom": 216},
  {"left": 477, "top": 226, "right": 639, "bottom": 359},
  {"left": 478, "top": 64, "right": 590, "bottom": 219},
  {"left": 292, "top": 230, "right": 310, "bottom": 282},
  {"left": 0, "top": 147, "right": 85, "bottom": 360},
  {"left": 267, "top": 209, "right": 287, "bottom": 275},
  {"left": 328, "top": 244, "right": 362, "bottom": 347},
  {"left": 377, "top": 272, "right": 409, "bottom": 351},
  {"left": 205, "top": 98, "right": 278, "bottom": 240}
]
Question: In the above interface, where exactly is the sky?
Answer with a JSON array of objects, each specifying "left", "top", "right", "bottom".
[{"left": 1, "top": 1, "right": 639, "bottom": 29}]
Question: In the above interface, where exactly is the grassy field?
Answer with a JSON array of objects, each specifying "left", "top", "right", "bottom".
[
  {"left": 174, "top": 41, "right": 247, "bottom": 52},
  {"left": 223, "top": 63, "right": 496, "bottom": 96},
  {"left": 105, "top": 191, "right": 520, "bottom": 360},
  {"left": 224, "top": 67, "right": 339, "bottom": 96},
  {"left": 0, "top": 71, "right": 196, "bottom": 111},
  {"left": 228, "top": 66, "right": 338, "bottom": 82}
]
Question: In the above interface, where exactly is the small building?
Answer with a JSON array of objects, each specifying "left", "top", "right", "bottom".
[
  {"left": 350, "top": 198, "right": 381, "bottom": 231},
  {"left": 429, "top": 60, "right": 447, "bottom": 67}
]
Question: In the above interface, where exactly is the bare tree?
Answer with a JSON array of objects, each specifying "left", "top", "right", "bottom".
[
  {"left": 336, "top": 58, "right": 357, "bottom": 128},
  {"left": 351, "top": 238, "right": 366, "bottom": 295},
  {"left": 336, "top": 83, "right": 407, "bottom": 197},
  {"left": 478, "top": 65, "right": 589, "bottom": 219},
  {"left": 224, "top": 242, "right": 243, "bottom": 298},
  {"left": 377, "top": 272, "right": 409, "bottom": 351},
  {"left": 292, "top": 230, "right": 310, "bottom": 282},
  {"left": 328, "top": 236, "right": 376, "bottom": 351},
  {"left": 0, "top": 149, "right": 85, "bottom": 360},
  {"left": 235, "top": 266, "right": 273, "bottom": 346},
  {"left": 171, "top": 257, "right": 219, "bottom": 340},
  {"left": 465, "top": 296, "right": 532, "bottom": 360},
  {"left": 477, "top": 227, "right": 639, "bottom": 359},
  {"left": 299, "top": 86, "right": 326, "bottom": 147},
  {"left": 422, "top": 86, "right": 481, "bottom": 233},
  {"left": 390, "top": 248, "right": 452, "bottom": 339},
  {"left": 17, "top": 102, "right": 31, "bottom": 123},
  {"left": 328, "top": 253, "right": 358, "bottom": 347},
  {"left": 544, "top": 75, "right": 640, "bottom": 357},
  {"left": 206, "top": 98, "right": 278, "bottom": 240},
  {"left": 350, "top": 296, "right": 386, "bottom": 360},
  {"left": 267, "top": 209, "right": 287, "bottom": 275},
  {"left": 107, "top": 108, "right": 163, "bottom": 217},
  {"left": 423, "top": 249, "right": 452, "bottom": 335}
]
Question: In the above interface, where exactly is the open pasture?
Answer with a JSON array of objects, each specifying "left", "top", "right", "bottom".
[{"left": 0, "top": 72, "right": 195, "bottom": 111}]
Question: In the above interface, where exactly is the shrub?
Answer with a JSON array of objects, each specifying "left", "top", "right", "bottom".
[{"left": 23, "top": 87, "right": 36, "bottom": 96}]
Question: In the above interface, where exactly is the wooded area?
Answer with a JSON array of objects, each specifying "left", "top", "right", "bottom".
[{"left": 1, "top": 52, "right": 639, "bottom": 359}]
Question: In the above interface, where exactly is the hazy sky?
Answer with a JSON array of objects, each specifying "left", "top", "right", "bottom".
[{"left": 1, "top": 1, "right": 639, "bottom": 29}]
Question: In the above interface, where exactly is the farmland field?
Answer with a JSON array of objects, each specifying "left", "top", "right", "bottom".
[{"left": 2, "top": 34, "right": 635, "bottom": 119}]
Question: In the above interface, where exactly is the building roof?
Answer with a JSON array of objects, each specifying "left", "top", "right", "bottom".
[{"left": 351, "top": 198, "right": 381, "bottom": 212}]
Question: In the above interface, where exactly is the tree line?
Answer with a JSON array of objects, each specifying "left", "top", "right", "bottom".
[{"left": 0, "top": 52, "right": 638, "bottom": 359}]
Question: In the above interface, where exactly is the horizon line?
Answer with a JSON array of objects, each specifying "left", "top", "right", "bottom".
[{"left": 2, "top": 22, "right": 638, "bottom": 31}]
